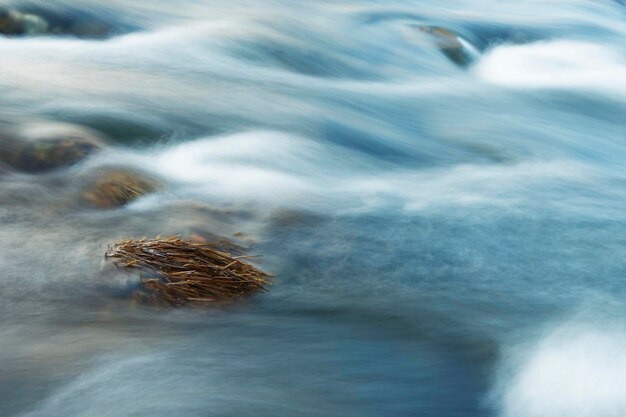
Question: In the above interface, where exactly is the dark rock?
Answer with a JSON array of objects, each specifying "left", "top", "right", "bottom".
[
  {"left": 0, "top": 6, "right": 116, "bottom": 38},
  {"left": 0, "top": 125, "right": 105, "bottom": 173},
  {"left": 0, "top": 8, "right": 48, "bottom": 36},
  {"left": 82, "top": 169, "right": 161, "bottom": 209},
  {"left": 417, "top": 26, "right": 477, "bottom": 68},
  {"left": 12, "top": 137, "right": 102, "bottom": 173}
]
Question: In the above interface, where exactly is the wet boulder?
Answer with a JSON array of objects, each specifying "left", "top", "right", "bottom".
[
  {"left": 0, "top": 124, "right": 105, "bottom": 173},
  {"left": 417, "top": 26, "right": 478, "bottom": 68},
  {"left": 82, "top": 168, "right": 161, "bottom": 209}
]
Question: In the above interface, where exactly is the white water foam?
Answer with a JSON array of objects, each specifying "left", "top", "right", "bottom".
[
  {"left": 475, "top": 40, "right": 626, "bottom": 97},
  {"left": 492, "top": 322, "right": 626, "bottom": 417},
  {"left": 88, "top": 128, "right": 600, "bottom": 215}
]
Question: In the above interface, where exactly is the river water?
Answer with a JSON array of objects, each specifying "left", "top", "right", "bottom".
[{"left": 1, "top": 1, "right": 625, "bottom": 416}]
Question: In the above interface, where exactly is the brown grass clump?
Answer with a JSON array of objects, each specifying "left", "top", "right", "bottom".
[
  {"left": 105, "top": 236, "right": 271, "bottom": 306},
  {"left": 84, "top": 169, "right": 160, "bottom": 209}
]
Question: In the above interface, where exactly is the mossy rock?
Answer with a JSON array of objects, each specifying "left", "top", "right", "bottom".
[{"left": 82, "top": 169, "right": 161, "bottom": 209}]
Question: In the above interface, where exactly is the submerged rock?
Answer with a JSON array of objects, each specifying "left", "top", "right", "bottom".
[
  {"left": 417, "top": 26, "right": 477, "bottom": 67},
  {"left": 82, "top": 169, "right": 161, "bottom": 209},
  {"left": 0, "top": 124, "right": 105, "bottom": 173}
]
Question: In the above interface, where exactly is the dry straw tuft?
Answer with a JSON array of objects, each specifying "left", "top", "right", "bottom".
[{"left": 105, "top": 236, "right": 272, "bottom": 306}]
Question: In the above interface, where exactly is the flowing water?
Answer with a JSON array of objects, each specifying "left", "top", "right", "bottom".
[{"left": 1, "top": 0, "right": 626, "bottom": 416}]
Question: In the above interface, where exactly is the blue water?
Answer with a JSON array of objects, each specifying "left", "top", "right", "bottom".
[{"left": 1, "top": 0, "right": 626, "bottom": 416}]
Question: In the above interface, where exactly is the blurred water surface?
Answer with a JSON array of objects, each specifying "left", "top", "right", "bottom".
[{"left": 1, "top": 0, "right": 626, "bottom": 416}]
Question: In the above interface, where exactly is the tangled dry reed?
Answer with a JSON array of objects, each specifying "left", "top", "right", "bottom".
[{"left": 105, "top": 236, "right": 271, "bottom": 306}]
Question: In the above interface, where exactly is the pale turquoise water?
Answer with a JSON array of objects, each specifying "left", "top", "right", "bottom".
[{"left": 1, "top": 1, "right": 626, "bottom": 416}]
